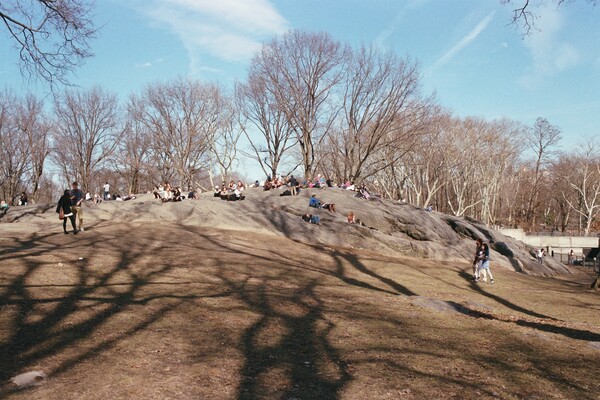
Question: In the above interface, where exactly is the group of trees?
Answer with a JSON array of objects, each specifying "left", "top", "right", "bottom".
[
  {"left": 0, "top": 26, "right": 598, "bottom": 234},
  {"left": 0, "top": 80, "right": 242, "bottom": 203}
]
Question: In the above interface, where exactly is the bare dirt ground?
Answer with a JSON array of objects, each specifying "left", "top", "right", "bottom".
[{"left": 1, "top": 221, "right": 599, "bottom": 399}]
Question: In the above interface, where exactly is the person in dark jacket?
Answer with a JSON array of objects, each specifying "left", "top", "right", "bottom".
[{"left": 57, "top": 189, "right": 78, "bottom": 234}]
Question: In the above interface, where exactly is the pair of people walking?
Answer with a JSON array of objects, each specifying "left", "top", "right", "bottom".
[
  {"left": 472, "top": 238, "right": 494, "bottom": 284},
  {"left": 56, "top": 181, "right": 85, "bottom": 234}
]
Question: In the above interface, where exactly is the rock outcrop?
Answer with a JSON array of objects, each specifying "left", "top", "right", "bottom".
[{"left": 2, "top": 187, "right": 572, "bottom": 276}]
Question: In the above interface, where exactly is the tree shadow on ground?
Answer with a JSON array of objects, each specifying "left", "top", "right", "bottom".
[
  {"left": 0, "top": 229, "right": 185, "bottom": 394},
  {"left": 218, "top": 272, "right": 351, "bottom": 400},
  {"left": 176, "top": 228, "right": 353, "bottom": 399},
  {"left": 457, "top": 272, "right": 600, "bottom": 342},
  {"left": 458, "top": 270, "right": 551, "bottom": 319}
]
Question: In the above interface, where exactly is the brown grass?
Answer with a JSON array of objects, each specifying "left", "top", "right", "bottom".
[{"left": 0, "top": 222, "right": 599, "bottom": 399}]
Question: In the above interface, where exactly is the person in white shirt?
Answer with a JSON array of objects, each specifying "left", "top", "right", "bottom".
[{"left": 103, "top": 182, "right": 110, "bottom": 200}]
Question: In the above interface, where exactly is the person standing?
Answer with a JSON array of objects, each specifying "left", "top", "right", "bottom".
[
  {"left": 472, "top": 238, "right": 483, "bottom": 281},
  {"left": 568, "top": 249, "right": 575, "bottom": 265},
  {"left": 57, "top": 189, "right": 78, "bottom": 234},
  {"left": 478, "top": 243, "right": 495, "bottom": 284},
  {"left": 70, "top": 181, "right": 85, "bottom": 232},
  {"left": 103, "top": 181, "right": 110, "bottom": 200},
  {"left": 289, "top": 175, "right": 298, "bottom": 196}
]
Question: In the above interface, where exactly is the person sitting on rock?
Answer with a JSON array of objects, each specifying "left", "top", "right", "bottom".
[
  {"left": 172, "top": 187, "right": 184, "bottom": 201},
  {"left": 264, "top": 177, "right": 273, "bottom": 191},
  {"left": 19, "top": 192, "right": 28, "bottom": 206},
  {"left": 323, "top": 203, "right": 336, "bottom": 213},
  {"left": 0, "top": 200, "right": 9, "bottom": 216},
  {"left": 302, "top": 213, "right": 320, "bottom": 225},
  {"left": 348, "top": 211, "right": 356, "bottom": 224},
  {"left": 234, "top": 187, "right": 245, "bottom": 201},
  {"left": 309, "top": 194, "right": 335, "bottom": 212},
  {"left": 309, "top": 194, "right": 322, "bottom": 208}
]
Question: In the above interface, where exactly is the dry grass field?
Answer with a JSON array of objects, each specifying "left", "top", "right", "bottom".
[{"left": 1, "top": 220, "right": 599, "bottom": 399}]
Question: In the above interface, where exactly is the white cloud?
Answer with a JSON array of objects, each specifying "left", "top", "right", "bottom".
[
  {"left": 134, "top": 0, "right": 289, "bottom": 75},
  {"left": 375, "top": 0, "right": 431, "bottom": 47},
  {"left": 428, "top": 11, "right": 495, "bottom": 72},
  {"left": 519, "top": 6, "right": 580, "bottom": 88},
  {"left": 135, "top": 62, "right": 153, "bottom": 68},
  {"left": 167, "top": 0, "right": 288, "bottom": 35},
  {"left": 134, "top": 58, "right": 164, "bottom": 69}
]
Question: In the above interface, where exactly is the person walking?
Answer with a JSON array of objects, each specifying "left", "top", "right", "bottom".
[
  {"left": 57, "top": 189, "right": 78, "bottom": 234},
  {"left": 478, "top": 242, "right": 494, "bottom": 284},
  {"left": 70, "top": 181, "right": 85, "bottom": 232}
]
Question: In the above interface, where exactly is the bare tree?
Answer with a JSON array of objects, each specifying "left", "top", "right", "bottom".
[
  {"left": 0, "top": 0, "right": 97, "bottom": 86},
  {"left": 0, "top": 91, "right": 52, "bottom": 204},
  {"left": 14, "top": 93, "right": 52, "bottom": 201},
  {"left": 403, "top": 111, "right": 453, "bottom": 207},
  {"left": 475, "top": 120, "right": 522, "bottom": 224},
  {"left": 236, "top": 77, "right": 296, "bottom": 179},
  {"left": 501, "top": 0, "right": 598, "bottom": 34},
  {"left": 249, "top": 30, "right": 349, "bottom": 179},
  {"left": 523, "top": 117, "right": 561, "bottom": 228},
  {"left": 556, "top": 140, "right": 600, "bottom": 236},
  {"left": 333, "top": 46, "right": 432, "bottom": 184},
  {"left": 135, "top": 78, "right": 225, "bottom": 189},
  {"left": 211, "top": 98, "right": 242, "bottom": 184},
  {"left": 117, "top": 100, "right": 153, "bottom": 194},
  {"left": 443, "top": 118, "right": 489, "bottom": 217},
  {"left": 0, "top": 90, "right": 29, "bottom": 204},
  {"left": 52, "top": 87, "right": 123, "bottom": 191}
]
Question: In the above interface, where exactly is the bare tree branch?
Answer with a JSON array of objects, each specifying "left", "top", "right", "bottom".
[{"left": 0, "top": 0, "right": 97, "bottom": 87}]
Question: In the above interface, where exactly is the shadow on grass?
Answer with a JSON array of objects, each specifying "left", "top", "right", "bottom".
[
  {"left": 458, "top": 270, "right": 551, "bottom": 319},
  {"left": 218, "top": 272, "right": 351, "bottom": 400},
  {"left": 0, "top": 229, "right": 184, "bottom": 395},
  {"left": 176, "top": 227, "right": 353, "bottom": 399},
  {"left": 458, "top": 271, "right": 600, "bottom": 342}
]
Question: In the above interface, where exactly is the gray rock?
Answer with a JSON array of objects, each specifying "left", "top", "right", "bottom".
[{"left": 7, "top": 189, "right": 575, "bottom": 277}]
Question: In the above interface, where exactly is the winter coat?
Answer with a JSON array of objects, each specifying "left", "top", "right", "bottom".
[{"left": 56, "top": 195, "right": 73, "bottom": 215}]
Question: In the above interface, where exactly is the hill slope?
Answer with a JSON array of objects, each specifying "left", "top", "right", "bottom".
[
  {"left": 2, "top": 187, "right": 571, "bottom": 276},
  {"left": 0, "top": 222, "right": 598, "bottom": 399}
]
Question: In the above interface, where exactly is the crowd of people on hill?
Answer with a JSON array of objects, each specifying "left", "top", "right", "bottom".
[
  {"left": 214, "top": 180, "right": 246, "bottom": 201},
  {"left": 152, "top": 183, "right": 192, "bottom": 202}
]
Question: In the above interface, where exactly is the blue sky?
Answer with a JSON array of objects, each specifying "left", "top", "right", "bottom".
[{"left": 2, "top": 0, "right": 599, "bottom": 170}]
